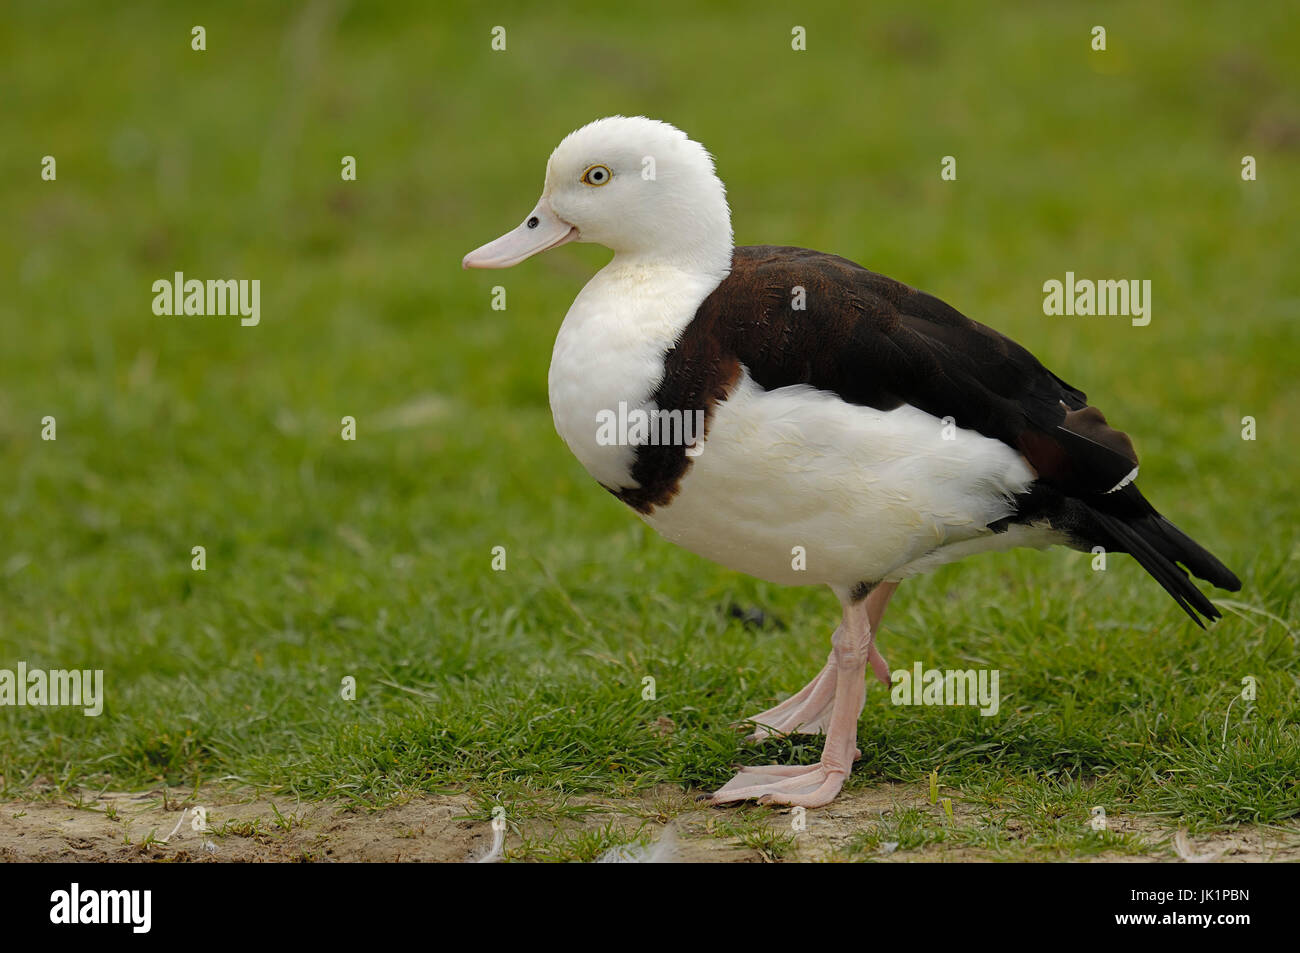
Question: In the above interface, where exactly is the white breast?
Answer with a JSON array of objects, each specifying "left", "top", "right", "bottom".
[{"left": 548, "top": 262, "right": 721, "bottom": 488}]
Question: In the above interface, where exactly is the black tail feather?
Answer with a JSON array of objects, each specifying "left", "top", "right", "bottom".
[
  {"left": 1142, "top": 514, "right": 1242, "bottom": 593},
  {"left": 1089, "top": 509, "right": 1236, "bottom": 629}
]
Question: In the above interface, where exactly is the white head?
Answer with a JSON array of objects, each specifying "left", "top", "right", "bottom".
[{"left": 462, "top": 116, "right": 733, "bottom": 277}]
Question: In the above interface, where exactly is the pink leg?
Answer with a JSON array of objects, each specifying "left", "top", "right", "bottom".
[
  {"left": 864, "top": 582, "right": 897, "bottom": 686},
  {"left": 742, "top": 582, "right": 897, "bottom": 741},
  {"left": 711, "top": 584, "right": 898, "bottom": 808}
]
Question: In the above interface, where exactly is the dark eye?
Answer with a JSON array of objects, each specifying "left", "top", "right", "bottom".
[{"left": 581, "top": 164, "right": 611, "bottom": 186}]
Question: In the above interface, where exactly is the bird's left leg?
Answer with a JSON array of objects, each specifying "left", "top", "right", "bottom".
[
  {"left": 709, "top": 589, "right": 883, "bottom": 808},
  {"left": 742, "top": 582, "right": 897, "bottom": 742}
]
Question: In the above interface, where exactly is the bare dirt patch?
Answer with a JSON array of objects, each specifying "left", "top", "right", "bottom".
[
  {"left": 1, "top": 784, "right": 1295, "bottom": 862},
  {"left": 0, "top": 789, "right": 484, "bottom": 863}
]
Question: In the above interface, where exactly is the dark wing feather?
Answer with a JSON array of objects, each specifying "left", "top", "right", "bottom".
[{"left": 713, "top": 246, "right": 1138, "bottom": 497}]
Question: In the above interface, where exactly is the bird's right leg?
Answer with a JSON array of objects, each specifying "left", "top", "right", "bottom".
[{"left": 744, "top": 582, "right": 898, "bottom": 742}]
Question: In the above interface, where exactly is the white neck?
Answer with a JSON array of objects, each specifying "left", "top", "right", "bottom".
[
  {"left": 548, "top": 243, "right": 732, "bottom": 490},
  {"left": 606, "top": 230, "right": 734, "bottom": 283}
]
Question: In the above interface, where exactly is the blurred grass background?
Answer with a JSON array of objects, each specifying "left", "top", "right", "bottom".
[{"left": 1, "top": 1, "right": 1297, "bottom": 848}]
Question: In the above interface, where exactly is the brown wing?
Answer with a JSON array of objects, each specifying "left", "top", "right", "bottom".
[{"left": 708, "top": 246, "right": 1139, "bottom": 497}]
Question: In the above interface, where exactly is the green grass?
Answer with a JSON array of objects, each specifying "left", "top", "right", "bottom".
[
  {"left": 1, "top": 0, "right": 1298, "bottom": 856},
  {"left": 842, "top": 800, "right": 1149, "bottom": 861}
]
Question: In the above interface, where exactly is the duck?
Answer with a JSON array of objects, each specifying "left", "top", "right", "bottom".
[{"left": 462, "top": 116, "right": 1241, "bottom": 807}]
